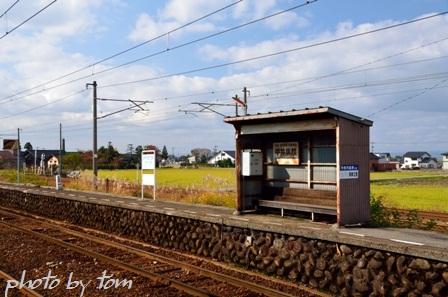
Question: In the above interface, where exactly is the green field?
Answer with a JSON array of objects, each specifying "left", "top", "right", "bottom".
[
  {"left": 96, "top": 167, "right": 236, "bottom": 189},
  {"left": 370, "top": 171, "right": 448, "bottom": 212}
]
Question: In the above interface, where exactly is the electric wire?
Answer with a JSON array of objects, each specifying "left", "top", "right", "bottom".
[
  {"left": 0, "top": 0, "right": 244, "bottom": 103},
  {"left": 0, "top": 0, "right": 20, "bottom": 19},
  {"left": 0, "top": 0, "right": 57, "bottom": 41},
  {"left": 101, "top": 11, "right": 448, "bottom": 88}
]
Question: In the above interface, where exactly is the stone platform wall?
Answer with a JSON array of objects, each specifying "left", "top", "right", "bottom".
[{"left": 0, "top": 188, "right": 447, "bottom": 297}]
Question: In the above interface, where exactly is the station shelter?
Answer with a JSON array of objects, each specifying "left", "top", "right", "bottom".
[{"left": 224, "top": 106, "right": 373, "bottom": 226}]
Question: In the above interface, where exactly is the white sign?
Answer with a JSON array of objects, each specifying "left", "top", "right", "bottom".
[
  {"left": 340, "top": 165, "right": 359, "bottom": 179},
  {"left": 141, "top": 150, "right": 156, "bottom": 200},
  {"left": 142, "top": 152, "right": 155, "bottom": 170}
]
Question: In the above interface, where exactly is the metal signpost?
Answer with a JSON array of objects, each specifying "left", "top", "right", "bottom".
[{"left": 141, "top": 150, "right": 156, "bottom": 200}]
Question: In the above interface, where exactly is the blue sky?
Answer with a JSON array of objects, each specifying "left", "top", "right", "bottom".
[{"left": 0, "top": 0, "right": 447, "bottom": 158}]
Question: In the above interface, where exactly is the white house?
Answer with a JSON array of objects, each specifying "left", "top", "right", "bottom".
[
  {"left": 442, "top": 153, "right": 448, "bottom": 171},
  {"left": 208, "top": 150, "right": 235, "bottom": 165},
  {"left": 401, "top": 151, "right": 431, "bottom": 169},
  {"left": 375, "top": 153, "right": 391, "bottom": 164}
]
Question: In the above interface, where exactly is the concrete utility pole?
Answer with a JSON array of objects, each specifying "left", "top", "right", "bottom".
[
  {"left": 17, "top": 128, "right": 21, "bottom": 185},
  {"left": 59, "top": 123, "right": 62, "bottom": 176},
  {"left": 86, "top": 81, "right": 98, "bottom": 189},
  {"left": 242, "top": 87, "right": 249, "bottom": 116}
]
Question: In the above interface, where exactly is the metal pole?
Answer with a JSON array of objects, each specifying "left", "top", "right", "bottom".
[
  {"left": 243, "top": 87, "right": 248, "bottom": 116},
  {"left": 17, "top": 128, "right": 20, "bottom": 185},
  {"left": 59, "top": 123, "right": 62, "bottom": 176},
  {"left": 86, "top": 81, "right": 98, "bottom": 190}
]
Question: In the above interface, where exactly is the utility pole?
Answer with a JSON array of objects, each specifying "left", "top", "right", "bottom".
[
  {"left": 59, "top": 123, "right": 62, "bottom": 176},
  {"left": 86, "top": 81, "right": 98, "bottom": 189},
  {"left": 242, "top": 87, "right": 249, "bottom": 115},
  {"left": 86, "top": 81, "right": 151, "bottom": 191},
  {"left": 17, "top": 128, "right": 21, "bottom": 185}
]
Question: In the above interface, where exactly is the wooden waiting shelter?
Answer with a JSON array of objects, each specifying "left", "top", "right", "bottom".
[{"left": 224, "top": 106, "right": 373, "bottom": 226}]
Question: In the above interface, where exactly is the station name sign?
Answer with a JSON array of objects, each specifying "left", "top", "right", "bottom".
[{"left": 340, "top": 164, "right": 359, "bottom": 179}]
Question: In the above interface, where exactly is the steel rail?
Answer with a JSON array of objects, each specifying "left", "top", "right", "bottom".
[
  {"left": 0, "top": 209, "right": 301, "bottom": 297},
  {"left": 0, "top": 220, "right": 218, "bottom": 297},
  {"left": 0, "top": 270, "right": 43, "bottom": 297},
  {"left": 392, "top": 208, "right": 448, "bottom": 222}
]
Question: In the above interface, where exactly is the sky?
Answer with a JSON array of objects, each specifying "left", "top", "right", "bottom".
[{"left": 0, "top": 0, "right": 447, "bottom": 158}]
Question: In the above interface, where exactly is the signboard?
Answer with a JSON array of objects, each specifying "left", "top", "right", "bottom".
[
  {"left": 55, "top": 175, "right": 63, "bottom": 190},
  {"left": 142, "top": 152, "right": 156, "bottom": 170},
  {"left": 141, "top": 150, "right": 156, "bottom": 200},
  {"left": 274, "top": 142, "right": 299, "bottom": 165},
  {"left": 340, "top": 165, "right": 359, "bottom": 179}
]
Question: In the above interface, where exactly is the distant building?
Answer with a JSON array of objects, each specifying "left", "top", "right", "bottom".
[
  {"left": 22, "top": 149, "right": 66, "bottom": 173},
  {"left": 1, "top": 139, "right": 19, "bottom": 169},
  {"left": 0, "top": 151, "right": 16, "bottom": 169},
  {"left": 442, "top": 153, "right": 448, "bottom": 171},
  {"left": 369, "top": 153, "right": 379, "bottom": 171},
  {"left": 401, "top": 151, "right": 431, "bottom": 169},
  {"left": 208, "top": 150, "right": 236, "bottom": 165},
  {"left": 374, "top": 153, "right": 399, "bottom": 171}
]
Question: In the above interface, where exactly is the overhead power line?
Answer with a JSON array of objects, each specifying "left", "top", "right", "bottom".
[
  {"left": 0, "top": 0, "right": 57, "bottom": 41},
  {"left": 0, "top": 0, "right": 20, "bottom": 19},
  {"left": 0, "top": 0, "right": 318, "bottom": 105},
  {"left": 0, "top": 0, "right": 245, "bottom": 103}
]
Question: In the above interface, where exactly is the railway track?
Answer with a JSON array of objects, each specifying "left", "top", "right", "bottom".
[
  {"left": 0, "top": 208, "right": 327, "bottom": 297},
  {"left": 393, "top": 208, "right": 448, "bottom": 222}
]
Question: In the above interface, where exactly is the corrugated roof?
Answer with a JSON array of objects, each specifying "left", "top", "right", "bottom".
[{"left": 224, "top": 106, "right": 373, "bottom": 126}]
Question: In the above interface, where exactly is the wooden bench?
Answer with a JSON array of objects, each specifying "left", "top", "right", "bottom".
[{"left": 257, "top": 188, "right": 337, "bottom": 220}]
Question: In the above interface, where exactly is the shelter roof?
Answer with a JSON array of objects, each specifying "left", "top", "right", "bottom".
[{"left": 224, "top": 106, "right": 373, "bottom": 126}]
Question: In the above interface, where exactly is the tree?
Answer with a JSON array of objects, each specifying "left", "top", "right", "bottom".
[
  {"left": 161, "top": 145, "right": 169, "bottom": 160},
  {"left": 24, "top": 142, "right": 33, "bottom": 150},
  {"left": 98, "top": 142, "right": 120, "bottom": 169},
  {"left": 191, "top": 148, "right": 211, "bottom": 163},
  {"left": 134, "top": 145, "right": 143, "bottom": 165},
  {"left": 63, "top": 152, "right": 83, "bottom": 170}
]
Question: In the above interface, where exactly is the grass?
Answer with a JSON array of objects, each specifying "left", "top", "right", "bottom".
[
  {"left": 371, "top": 184, "right": 448, "bottom": 212},
  {"left": 370, "top": 171, "right": 448, "bottom": 212},
  {"left": 93, "top": 167, "right": 236, "bottom": 189}
]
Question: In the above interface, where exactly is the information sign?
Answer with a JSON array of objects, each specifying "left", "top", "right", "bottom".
[{"left": 340, "top": 164, "right": 359, "bottom": 179}]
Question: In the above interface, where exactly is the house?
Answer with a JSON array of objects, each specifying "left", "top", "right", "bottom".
[
  {"left": 22, "top": 149, "right": 66, "bottom": 174},
  {"left": 187, "top": 156, "right": 196, "bottom": 164},
  {"left": 369, "top": 153, "right": 379, "bottom": 171},
  {"left": 419, "top": 157, "right": 438, "bottom": 169},
  {"left": 0, "top": 151, "right": 16, "bottom": 169},
  {"left": 442, "top": 153, "right": 448, "bottom": 171},
  {"left": 374, "top": 153, "right": 400, "bottom": 171},
  {"left": 375, "top": 153, "right": 391, "bottom": 163},
  {"left": 208, "top": 150, "right": 236, "bottom": 165},
  {"left": 401, "top": 151, "right": 431, "bottom": 169},
  {"left": 1, "top": 139, "right": 20, "bottom": 169}
]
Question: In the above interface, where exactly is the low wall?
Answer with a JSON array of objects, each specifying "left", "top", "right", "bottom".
[{"left": 0, "top": 188, "right": 447, "bottom": 297}]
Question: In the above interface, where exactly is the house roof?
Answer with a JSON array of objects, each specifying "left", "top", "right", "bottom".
[
  {"left": 222, "top": 150, "right": 235, "bottom": 159},
  {"left": 369, "top": 153, "right": 379, "bottom": 160},
  {"left": 403, "top": 151, "right": 430, "bottom": 158},
  {"left": 420, "top": 157, "right": 437, "bottom": 164},
  {"left": 442, "top": 152, "right": 448, "bottom": 156},
  {"left": 22, "top": 149, "right": 65, "bottom": 158},
  {"left": 2, "top": 139, "right": 18, "bottom": 150}
]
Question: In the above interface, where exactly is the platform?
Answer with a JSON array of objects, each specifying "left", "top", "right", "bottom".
[{"left": 1, "top": 182, "right": 447, "bottom": 262}]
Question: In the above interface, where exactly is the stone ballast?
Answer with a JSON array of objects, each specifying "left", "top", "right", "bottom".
[{"left": 0, "top": 187, "right": 447, "bottom": 297}]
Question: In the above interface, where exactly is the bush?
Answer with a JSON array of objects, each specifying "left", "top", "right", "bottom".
[{"left": 370, "top": 194, "right": 435, "bottom": 231}]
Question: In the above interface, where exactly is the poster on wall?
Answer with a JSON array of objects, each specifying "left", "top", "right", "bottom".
[{"left": 274, "top": 142, "right": 299, "bottom": 165}]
